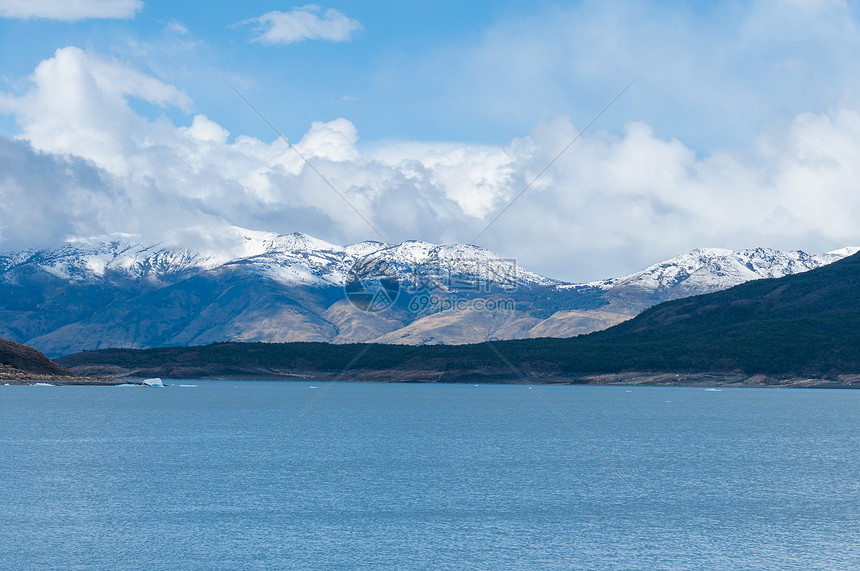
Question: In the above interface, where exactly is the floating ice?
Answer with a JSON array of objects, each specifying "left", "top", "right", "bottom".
[
  {"left": 33, "top": 382, "right": 55, "bottom": 386},
  {"left": 179, "top": 384, "right": 197, "bottom": 387},
  {"left": 143, "top": 378, "right": 164, "bottom": 387}
]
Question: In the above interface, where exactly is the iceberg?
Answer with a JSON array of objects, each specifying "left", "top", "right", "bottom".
[{"left": 143, "top": 378, "right": 165, "bottom": 387}]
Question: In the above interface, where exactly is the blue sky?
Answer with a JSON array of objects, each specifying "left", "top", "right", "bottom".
[
  {"left": 1, "top": 0, "right": 860, "bottom": 281},
  {"left": 2, "top": 0, "right": 644, "bottom": 145},
  {"left": 0, "top": 0, "right": 849, "bottom": 150}
]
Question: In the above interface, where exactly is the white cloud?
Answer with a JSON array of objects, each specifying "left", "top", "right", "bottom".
[
  {"left": 0, "top": 47, "right": 191, "bottom": 174},
  {"left": 298, "top": 118, "right": 359, "bottom": 162},
  {"left": 183, "top": 114, "right": 229, "bottom": 144},
  {"left": 0, "top": 0, "right": 142, "bottom": 20},
  {"left": 2, "top": 47, "right": 860, "bottom": 282},
  {"left": 166, "top": 19, "right": 189, "bottom": 35},
  {"left": 243, "top": 5, "right": 361, "bottom": 45}
]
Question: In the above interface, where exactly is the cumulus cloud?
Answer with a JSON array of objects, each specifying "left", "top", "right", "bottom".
[
  {"left": 0, "top": 0, "right": 142, "bottom": 20},
  {"left": 0, "top": 47, "right": 191, "bottom": 174},
  {"left": 1, "top": 47, "right": 860, "bottom": 281},
  {"left": 0, "top": 137, "right": 229, "bottom": 253},
  {"left": 242, "top": 5, "right": 361, "bottom": 45}
]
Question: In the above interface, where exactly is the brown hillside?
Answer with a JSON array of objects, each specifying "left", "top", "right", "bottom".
[{"left": 0, "top": 336, "right": 72, "bottom": 376}]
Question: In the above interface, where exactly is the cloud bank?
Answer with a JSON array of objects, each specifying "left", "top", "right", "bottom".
[
  {"left": 1, "top": 47, "right": 859, "bottom": 281},
  {"left": 0, "top": 0, "right": 142, "bottom": 20},
  {"left": 243, "top": 5, "right": 361, "bottom": 45}
]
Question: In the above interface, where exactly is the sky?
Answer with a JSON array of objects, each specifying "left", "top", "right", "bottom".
[{"left": 1, "top": 0, "right": 860, "bottom": 281}]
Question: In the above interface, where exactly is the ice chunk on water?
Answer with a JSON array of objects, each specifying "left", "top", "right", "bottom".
[{"left": 143, "top": 378, "right": 164, "bottom": 387}]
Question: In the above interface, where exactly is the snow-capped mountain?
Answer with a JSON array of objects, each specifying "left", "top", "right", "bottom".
[
  {"left": 0, "top": 229, "right": 856, "bottom": 357},
  {"left": 0, "top": 230, "right": 557, "bottom": 290},
  {"left": 0, "top": 236, "right": 220, "bottom": 283},
  {"left": 579, "top": 247, "right": 860, "bottom": 300}
]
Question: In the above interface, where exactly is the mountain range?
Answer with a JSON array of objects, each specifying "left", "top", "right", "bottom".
[
  {"left": 1, "top": 228, "right": 856, "bottom": 357},
  {"left": 57, "top": 249, "right": 860, "bottom": 384}
]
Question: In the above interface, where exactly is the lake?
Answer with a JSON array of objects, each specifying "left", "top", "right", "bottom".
[{"left": 1, "top": 382, "right": 858, "bottom": 570}]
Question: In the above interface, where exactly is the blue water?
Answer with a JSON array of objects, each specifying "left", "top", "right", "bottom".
[{"left": 0, "top": 382, "right": 858, "bottom": 570}]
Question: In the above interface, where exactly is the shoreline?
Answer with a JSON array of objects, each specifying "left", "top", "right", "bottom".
[
  {"left": 57, "top": 365, "right": 860, "bottom": 388},
  {"left": 0, "top": 369, "right": 129, "bottom": 386}
]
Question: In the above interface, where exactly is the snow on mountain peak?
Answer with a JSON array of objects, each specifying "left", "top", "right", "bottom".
[
  {"left": 579, "top": 246, "right": 855, "bottom": 297},
  {"left": 344, "top": 240, "right": 388, "bottom": 259},
  {"left": 3, "top": 227, "right": 858, "bottom": 295},
  {"left": 16, "top": 234, "right": 216, "bottom": 282},
  {"left": 813, "top": 246, "right": 860, "bottom": 265},
  {"left": 234, "top": 230, "right": 339, "bottom": 258}
]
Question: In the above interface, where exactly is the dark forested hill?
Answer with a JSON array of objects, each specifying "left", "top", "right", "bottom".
[{"left": 579, "top": 249, "right": 860, "bottom": 373}]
